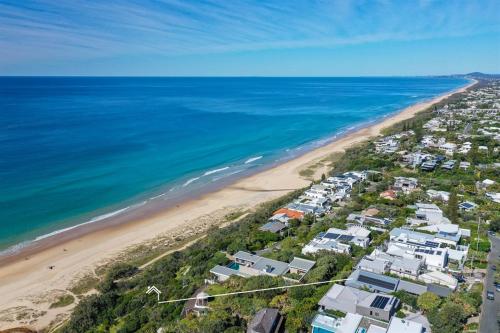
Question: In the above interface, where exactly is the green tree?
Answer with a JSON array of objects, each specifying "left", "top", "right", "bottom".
[
  {"left": 417, "top": 292, "right": 440, "bottom": 313},
  {"left": 428, "top": 301, "right": 466, "bottom": 333},
  {"left": 448, "top": 190, "right": 459, "bottom": 224}
]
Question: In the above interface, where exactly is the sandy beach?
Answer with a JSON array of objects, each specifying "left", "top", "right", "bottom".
[{"left": 0, "top": 80, "right": 475, "bottom": 331}]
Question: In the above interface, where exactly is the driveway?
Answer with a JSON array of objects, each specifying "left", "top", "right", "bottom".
[{"left": 479, "top": 234, "right": 499, "bottom": 333}]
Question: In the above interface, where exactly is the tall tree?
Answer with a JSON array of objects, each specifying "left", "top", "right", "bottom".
[{"left": 448, "top": 190, "right": 459, "bottom": 224}]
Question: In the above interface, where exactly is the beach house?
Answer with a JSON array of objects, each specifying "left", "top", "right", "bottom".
[{"left": 209, "top": 251, "right": 315, "bottom": 283}]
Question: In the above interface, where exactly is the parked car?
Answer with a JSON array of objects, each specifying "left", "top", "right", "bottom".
[
  {"left": 492, "top": 265, "right": 497, "bottom": 271},
  {"left": 487, "top": 291, "right": 495, "bottom": 300},
  {"left": 496, "top": 285, "right": 500, "bottom": 292}
]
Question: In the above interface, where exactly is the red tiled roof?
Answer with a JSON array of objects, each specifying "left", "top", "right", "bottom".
[{"left": 273, "top": 208, "right": 304, "bottom": 219}]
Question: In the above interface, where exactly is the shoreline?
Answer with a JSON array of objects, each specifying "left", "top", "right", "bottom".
[{"left": 0, "top": 79, "right": 476, "bottom": 330}]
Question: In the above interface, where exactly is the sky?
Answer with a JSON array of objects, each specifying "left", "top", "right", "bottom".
[{"left": 0, "top": 0, "right": 499, "bottom": 76}]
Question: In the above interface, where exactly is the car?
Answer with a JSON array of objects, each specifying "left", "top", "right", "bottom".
[
  {"left": 496, "top": 285, "right": 500, "bottom": 292},
  {"left": 492, "top": 265, "right": 497, "bottom": 271},
  {"left": 487, "top": 291, "right": 495, "bottom": 300}
]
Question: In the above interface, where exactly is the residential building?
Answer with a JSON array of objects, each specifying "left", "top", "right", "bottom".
[
  {"left": 209, "top": 251, "right": 314, "bottom": 283},
  {"left": 406, "top": 203, "right": 450, "bottom": 226},
  {"left": 318, "top": 284, "right": 399, "bottom": 321},
  {"left": 247, "top": 308, "right": 283, "bottom": 333},
  {"left": 302, "top": 226, "right": 371, "bottom": 255},
  {"left": 393, "top": 177, "right": 418, "bottom": 194}
]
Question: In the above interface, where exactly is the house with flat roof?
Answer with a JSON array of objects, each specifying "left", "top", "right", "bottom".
[
  {"left": 311, "top": 312, "right": 363, "bottom": 333},
  {"left": 386, "top": 317, "right": 424, "bottom": 333},
  {"left": 311, "top": 312, "right": 423, "bottom": 333},
  {"left": 318, "top": 284, "right": 399, "bottom": 321},
  {"left": 209, "top": 251, "right": 315, "bottom": 283}
]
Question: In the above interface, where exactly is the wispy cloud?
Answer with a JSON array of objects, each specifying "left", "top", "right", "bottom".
[{"left": 0, "top": 0, "right": 499, "bottom": 67}]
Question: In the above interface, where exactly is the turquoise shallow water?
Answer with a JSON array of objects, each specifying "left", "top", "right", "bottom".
[{"left": 0, "top": 77, "right": 468, "bottom": 251}]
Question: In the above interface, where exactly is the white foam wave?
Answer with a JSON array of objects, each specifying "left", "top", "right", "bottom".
[
  {"left": 245, "top": 156, "right": 263, "bottom": 164},
  {"left": 183, "top": 177, "right": 200, "bottom": 187},
  {"left": 0, "top": 201, "right": 149, "bottom": 256},
  {"left": 203, "top": 166, "right": 230, "bottom": 176}
]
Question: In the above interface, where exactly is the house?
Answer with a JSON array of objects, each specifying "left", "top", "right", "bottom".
[
  {"left": 311, "top": 312, "right": 423, "bottom": 333},
  {"left": 318, "top": 284, "right": 400, "bottom": 321},
  {"left": 288, "top": 257, "right": 316, "bottom": 275},
  {"left": 360, "top": 248, "right": 423, "bottom": 279},
  {"left": 271, "top": 208, "right": 304, "bottom": 220},
  {"left": 247, "top": 308, "right": 283, "bottom": 333},
  {"left": 209, "top": 251, "right": 315, "bottom": 283},
  {"left": 311, "top": 312, "right": 363, "bottom": 333},
  {"left": 393, "top": 177, "right": 418, "bottom": 194},
  {"left": 486, "top": 192, "right": 500, "bottom": 203},
  {"left": 346, "top": 269, "right": 427, "bottom": 295},
  {"left": 418, "top": 271, "right": 458, "bottom": 290},
  {"left": 421, "top": 159, "right": 437, "bottom": 171},
  {"left": 459, "top": 161, "right": 470, "bottom": 170},
  {"left": 346, "top": 212, "right": 392, "bottom": 227},
  {"left": 459, "top": 201, "right": 478, "bottom": 211},
  {"left": 386, "top": 317, "right": 424, "bottom": 333},
  {"left": 441, "top": 160, "right": 456, "bottom": 170},
  {"left": 379, "top": 190, "right": 397, "bottom": 201},
  {"left": 302, "top": 226, "right": 371, "bottom": 255},
  {"left": 406, "top": 203, "right": 450, "bottom": 226},
  {"left": 426, "top": 189, "right": 450, "bottom": 202},
  {"left": 259, "top": 221, "right": 287, "bottom": 234}
]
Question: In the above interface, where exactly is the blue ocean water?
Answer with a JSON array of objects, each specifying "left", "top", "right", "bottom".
[{"left": 0, "top": 77, "right": 468, "bottom": 251}]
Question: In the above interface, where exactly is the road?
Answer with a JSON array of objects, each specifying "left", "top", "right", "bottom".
[{"left": 479, "top": 234, "right": 499, "bottom": 333}]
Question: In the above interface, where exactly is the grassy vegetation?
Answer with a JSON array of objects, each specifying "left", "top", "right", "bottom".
[{"left": 50, "top": 294, "right": 75, "bottom": 308}]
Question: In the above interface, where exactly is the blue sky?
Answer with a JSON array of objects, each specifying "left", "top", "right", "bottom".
[{"left": 0, "top": 0, "right": 499, "bottom": 76}]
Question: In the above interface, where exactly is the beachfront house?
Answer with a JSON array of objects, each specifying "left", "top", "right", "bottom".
[{"left": 209, "top": 251, "right": 315, "bottom": 283}]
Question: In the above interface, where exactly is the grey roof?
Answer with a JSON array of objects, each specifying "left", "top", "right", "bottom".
[
  {"left": 396, "top": 280, "right": 427, "bottom": 295},
  {"left": 260, "top": 221, "right": 287, "bottom": 233},
  {"left": 251, "top": 257, "right": 290, "bottom": 276},
  {"left": 319, "top": 284, "right": 398, "bottom": 314},
  {"left": 288, "top": 257, "right": 315, "bottom": 272},
  {"left": 358, "top": 258, "right": 388, "bottom": 273},
  {"left": 210, "top": 265, "right": 249, "bottom": 278},
  {"left": 390, "top": 257, "right": 422, "bottom": 273},
  {"left": 234, "top": 251, "right": 260, "bottom": 263},
  {"left": 247, "top": 308, "right": 281, "bottom": 333},
  {"left": 390, "top": 228, "right": 435, "bottom": 242},
  {"left": 346, "top": 269, "right": 399, "bottom": 293},
  {"left": 427, "top": 283, "right": 453, "bottom": 297}
]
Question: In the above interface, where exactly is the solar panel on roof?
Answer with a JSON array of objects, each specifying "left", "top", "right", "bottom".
[
  {"left": 358, "top": 274, "right": 396, "bottom": 291},
  {"left": 338, "top": 235, "right": 355, "bottom": 242},
  {"left": 425, "top": 241, "right": 439, "bottom": 248},
  {"left": 370, "top": 296, "right": 390, "bottom": 309},
  {"left": 324, "top": 233, "right": 340, "bottom": 239}
]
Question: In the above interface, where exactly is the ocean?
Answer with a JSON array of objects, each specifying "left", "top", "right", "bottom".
[{"left": 0, "top": 76, "right": 468, "bottom": 252}]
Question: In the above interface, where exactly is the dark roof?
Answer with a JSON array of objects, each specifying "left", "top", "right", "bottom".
[
  {"left": 371, "top": 295, "right": 390, "bottom": 309},
  {"left": 247, "top": 308, "right": 281, "bottom": 333},
  {"left": 427, "top": 284, "right": 453, "bottom": 297}
]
